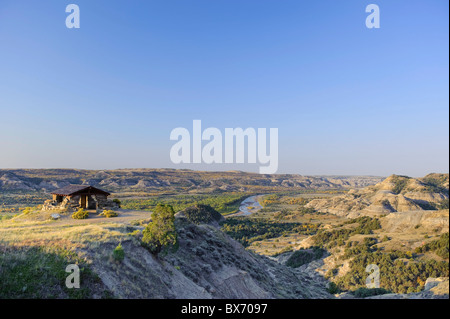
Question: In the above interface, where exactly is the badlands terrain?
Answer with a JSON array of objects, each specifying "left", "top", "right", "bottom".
[
  {"left": 0, "top": 168, "right": 383, "bottom": 195},
  {"left": 0, "top": 170, "right": 448, "bottom": 299}
]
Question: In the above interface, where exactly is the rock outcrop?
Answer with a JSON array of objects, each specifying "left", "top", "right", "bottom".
[
  {"left": 307, "top": 174, "right": 449, "bottom": 217},
  {"left": 381, "top": 210, "right": 449, "bottom": 234}
]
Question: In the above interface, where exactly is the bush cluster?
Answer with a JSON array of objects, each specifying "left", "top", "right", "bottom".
[
  {"left": 182, "top": 204, "right": 222, "bottom": 225},
  {"left": 335, "top": 249, "right": 449, "bottom": 294},
  {"left": 100, "top": 210, "right": 118, "bottom": 218},
  {"left": 414, "top": 232, "right": 449, "bottom": 259},
  {"left": 352, "top": 287, "right": 391, "bottom": 298},
  {"left": 313, "top": 217, "right": 381, "bottom": 249},
  {"left": 285, "top": 247, "right": 325, "bottom": 268},
  {"left": 121, "top": 193, "right": 248, "bottom": 215},
  {"left": 71, "top": 209, "right": 89, "bottom": 220},
  {"left": 112, "top": 199, "right": 121, "bottom": 207},
  {"left": 221, "top": 217, "right": 318, "bottom": 247}
]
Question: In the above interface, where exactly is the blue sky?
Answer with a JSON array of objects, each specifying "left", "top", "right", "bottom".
[{"left": 0, "top": 0, "right": 448, "bottom": 176}]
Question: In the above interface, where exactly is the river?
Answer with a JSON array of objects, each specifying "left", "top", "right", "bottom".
[{"left": 227, "top": 194, "right": 265, "bottom": 217}]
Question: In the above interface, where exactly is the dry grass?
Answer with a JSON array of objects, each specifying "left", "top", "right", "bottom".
[{"left": 0, "top": 209, "right": 148, "bottom": 249}]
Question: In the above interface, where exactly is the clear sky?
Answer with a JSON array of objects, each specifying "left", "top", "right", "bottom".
[{"left": 0, "top": 0, "right": 448, "bottom": 176}]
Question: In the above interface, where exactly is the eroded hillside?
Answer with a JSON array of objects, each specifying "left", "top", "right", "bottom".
[
  {"left": 306, "top": 174, "right": 449, "bottom": 218},
  {"left": 0, "top": 208, "right": 331, "bottom": 299}
]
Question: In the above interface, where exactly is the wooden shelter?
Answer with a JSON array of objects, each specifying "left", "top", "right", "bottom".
[{"left": 51, "top": 185, "right": 111, "bottom": 210}]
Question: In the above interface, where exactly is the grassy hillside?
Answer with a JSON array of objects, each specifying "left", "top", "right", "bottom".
[{"left": 0, "top": 207, "right": 331, "bottom": 299}]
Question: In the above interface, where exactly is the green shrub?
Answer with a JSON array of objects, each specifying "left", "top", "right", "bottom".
[
  {"left": 353, "top": 287, "right": 390, "bottom": 298},
  {"left": 327, "top": 282, "right": 340, "bottom": 294},
  {"left": 182, "top": 204, "right": 223, "bottom": 225},
  {"left": 142, "top": 204, "right": 177, "bottom": 255},
  {"left": 391, "top": 175, "right": 410, "bottom": 194},
  {"left": 100, "top": 210, "right": 118, "bottom": 218},
  {"left": 437, "top": 199, "right": 449, "bottom": 210},
  {"left": 418, "top": 233, "right": 449, "bottom": 259},
  {"left": 313, "top": 217, "right": 382, "bottom": 249},
  {"left": 421, "top": 174, "right": 449, "bottom": 194},
  {"left": 121, "top": 193, "right": 247, "bottom": 215},
  {"left": 22, "top": 207, "right": 33, "bottom": 215},
  {"left": 325, "top": 267, "right": 339, "bottom": 279},
  {"left": 112, "top": 243, "right": 124, "bottom": 262},
  {"left": 112, "top": 199, "right": 121, "bottom": 207},
  {"left": 129, "top": 229, "right": 141, "bottom": 237},
  {"left": 72, "top": 209, "right": 89, "bottom": 220},
  {"left": 335, "top": 250, "right": 449, "bottom": 294},
  {"left": 0, "top": 215, "right": 14, "bottom": 222},
  {"left": 221, "top": 218, "right": 317, "bottom": 247},
  {"left": 286, "top": 247, "right": 325, "bottom": 268}
]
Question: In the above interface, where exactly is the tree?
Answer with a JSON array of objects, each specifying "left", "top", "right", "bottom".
[{"left": 142, "top": 204, "right": 177, "bottom": 255}]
